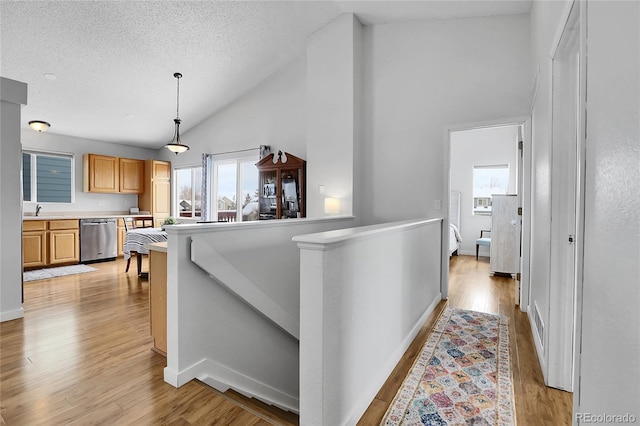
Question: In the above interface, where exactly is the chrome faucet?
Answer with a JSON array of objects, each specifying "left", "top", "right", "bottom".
[{"left": 35, "top": 204, "right": 42, "bottom": 216}]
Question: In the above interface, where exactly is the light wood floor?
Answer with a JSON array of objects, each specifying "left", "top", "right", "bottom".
[
  {"left": 1, "top": 255, "right": 572, "bottom": 425},
  {"left": 358, "top": 255, "right": 573, "bottom": 425},
  {"left": 0, "top": 258, "right": 298, "bottom": 426}
]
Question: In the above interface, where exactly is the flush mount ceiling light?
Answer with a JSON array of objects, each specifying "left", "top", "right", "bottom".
[
  {"left": 29, "top": 120, "right": 51, "bottom": 132},
  {"left": 164, "top": 72, "right": 190, "bottom": 155}
]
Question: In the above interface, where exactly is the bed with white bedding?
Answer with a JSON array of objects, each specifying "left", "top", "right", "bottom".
[{"left": 449, "top": 191, "right": 462, "bottom": 256}]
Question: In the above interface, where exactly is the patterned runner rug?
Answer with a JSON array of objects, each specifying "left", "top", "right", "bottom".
[
  {"left": 23, "top": 264, "right": 97, "bottom": 282},
  {"left": 381, "top": 308, "right": 515, "bottom": 426}
]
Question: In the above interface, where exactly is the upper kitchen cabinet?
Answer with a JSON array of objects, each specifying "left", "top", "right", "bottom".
[
  {"left": 83, "top": 154, "right": 144, "bottom": 194},
  {"left": 119, "top": 158, "right": 144, "bottom": 194},
  {"left": 83, "top": 154, "right": 119, "bottom": 193},
  {"left": 138, "top": 159, "right": 171, "bottom": 227}
]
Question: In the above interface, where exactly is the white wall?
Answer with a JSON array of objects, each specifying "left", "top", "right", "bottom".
[
  {"left": 360, "top": 14, "right": 531, "bottom": 225},
  {"left": 1, "top": 77, "right": 28, "bottom": 322},
  {"left": 530, "top": 0, "right": 640, "bottom": 420},
  {"left": 577, "top": 0, "right": 639, "bottom": 420},
  {"left": 20, "top": 130, "right": 159, "bottom": 214},
  {"left": 306, "top": 14, "right": 362, "bottom": 218},
  {"left": 450, "top": 125, "right": 519, "bottom": 256}
]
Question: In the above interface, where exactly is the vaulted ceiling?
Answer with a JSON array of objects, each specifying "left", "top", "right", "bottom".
[{"left": 1, "top": 1, "right": 530, "bottom": 149}]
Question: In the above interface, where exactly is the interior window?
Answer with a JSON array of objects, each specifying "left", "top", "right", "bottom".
[
  {"left": 472, "top": 164, "right": 509, "bottom": 215},
  {"left": 22, "top": 151, "right": 74, "bottom": 203}
]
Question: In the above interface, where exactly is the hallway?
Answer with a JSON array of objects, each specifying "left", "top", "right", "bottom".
[{"left": 359, "top": 255, "right": 573, "bottom": 425}]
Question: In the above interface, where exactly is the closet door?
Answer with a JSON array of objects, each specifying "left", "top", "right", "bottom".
[{"left": 490, "top": 194, "right": 519, "bottom": 274}]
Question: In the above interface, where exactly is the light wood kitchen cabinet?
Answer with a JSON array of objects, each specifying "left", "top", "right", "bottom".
[
  {"left": 23, "top": 220, "right": 48, "bottom": 269},
  {"left": 49, "top": 229, "right": 79, "bottom": 265},
  {"left": 23, "top": 219, "right": 80, "bottom": 269},
  {"left": 139, "top": 160, "right": 171, "bottom": 226},
  {"left": 83, "top": 154, "right": 119, "bottom": 193},
  {"left": 83, "top": 154, "right": 146, "bottom": 194},
  {"left": 119, "top": 158, "right": 144, "bottom": 194}
]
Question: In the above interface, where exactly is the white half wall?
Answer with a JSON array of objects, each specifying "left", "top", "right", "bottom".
[
  {"left": 1, "top": 77, "right": 27, "bottom": 322},
  {"left": 450, "top": 125, "right": 519, "bottom": 256},
  {"left": 163, "top": 216, "right": 355, "bottom": 412},
  {"left": 295, "top": 218, "right": 443, "bottom": 426}
]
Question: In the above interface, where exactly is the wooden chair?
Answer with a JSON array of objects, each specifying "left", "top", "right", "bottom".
[{"left": 476, "top": 230, "right": 491, "bottom": 260}]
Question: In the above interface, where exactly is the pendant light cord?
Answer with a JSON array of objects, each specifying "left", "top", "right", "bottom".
[{"left": 175, "top": 73, "right": 181, "bottom": 120}]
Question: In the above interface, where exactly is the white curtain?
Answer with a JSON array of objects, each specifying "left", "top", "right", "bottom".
[{"left": 200, "top": 153, "right": 213, "bottom": 222}]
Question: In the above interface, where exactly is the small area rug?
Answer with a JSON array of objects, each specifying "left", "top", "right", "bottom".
[
  {"left": 381, "top": 308, "right": 515, "bottom": 426},
  {"left": 23, "top": 264, "right": 97, "bottom": 282}
]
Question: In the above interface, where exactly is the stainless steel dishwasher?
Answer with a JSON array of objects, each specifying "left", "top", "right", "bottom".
[{"left": 80, "top": 218, "right": 117, "bottom": 263}]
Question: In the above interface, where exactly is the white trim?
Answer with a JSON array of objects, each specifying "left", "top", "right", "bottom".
[
  {"left": 549, "top": 0, "right": 577, "bottom": 60},
  {"left": 0, "top": 307, "right": 24, "bottom": 322},
  {"left": 22, "top": 150, "right": 76, "bottom": 204},
  {"left": 529, "top": 308, "right": 547, "bottom": 382},
  {"left": 292, "top": 217, "right": 442, "bottom": 247},
  {"left": 199, "top": 358, "right": 299, "bottom": 413}
]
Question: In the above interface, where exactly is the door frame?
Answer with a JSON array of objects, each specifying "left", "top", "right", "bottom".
[
  {"left": 442, "top": 116, "right": 528, "bottom": 300},
  {"left": 546, "top": 0, "right": 587, "bottom": 392}
]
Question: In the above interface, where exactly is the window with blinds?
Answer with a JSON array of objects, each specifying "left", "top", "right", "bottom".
[{"left": 22, "top": 151, "right": 74, "bottom": 203}]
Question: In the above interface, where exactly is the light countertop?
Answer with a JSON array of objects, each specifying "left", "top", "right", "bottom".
[
  {"left": 23, "top": 212, "right": 153, "bottom": 221},
  {"left": 146, "top": 242, "right": 167, "bottom": 253}
]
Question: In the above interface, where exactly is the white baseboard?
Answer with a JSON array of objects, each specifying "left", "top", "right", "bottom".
[
  {"left": 199, "top": 357, "right": 299, "bottom": 413},
  {"left": 528, "top": 309, "right": 547, "bottom": 384},
  {"left": 164, "top": 358, "right": 207, "bottom": 387},
  {"left": 0, "top": 307, "right": 24, "bottom": 322},
  {"left": 164, "top": 357, "right": 299, "bottom": 413},
  {"left": 343, "top": 292, "right": 442, "bottom": 426}
]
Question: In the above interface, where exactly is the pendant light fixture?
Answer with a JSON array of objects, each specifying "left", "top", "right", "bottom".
[{"left": 164, "top": 72, "right": 190, "bottom": 154}]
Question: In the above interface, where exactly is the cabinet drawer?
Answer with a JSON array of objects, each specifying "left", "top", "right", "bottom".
[
  {"left": 23, "top": 220, "right": 47, "bottom": 231},
  {"left": 49, "top": 219, "right": 79, "bottom": 230}
]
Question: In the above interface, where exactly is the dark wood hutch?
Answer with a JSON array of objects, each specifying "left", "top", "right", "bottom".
[{"left": 255, "top": 151, "right": 306, "bottom": 220}]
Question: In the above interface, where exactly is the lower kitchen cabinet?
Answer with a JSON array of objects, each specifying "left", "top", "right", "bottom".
[
  {"left": 49, "top": 229, "right": 80, "bottom": 265},
  {"left": 22, "top": 219, "right": 80, "bottom": 269},
  {"left": 23, "top": 230, "right": 47, "bottom": 268}
]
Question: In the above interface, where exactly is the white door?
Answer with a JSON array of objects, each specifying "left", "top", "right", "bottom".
[{"left": 547, "top": 0, "right": 583, "bottom": 391}]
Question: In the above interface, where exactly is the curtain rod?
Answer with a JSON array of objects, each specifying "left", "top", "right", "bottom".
[{"left": 206, "top": 147, "right": 261, "bottom": 156}]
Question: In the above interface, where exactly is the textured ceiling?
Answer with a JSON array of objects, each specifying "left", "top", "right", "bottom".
[{"left": 1, "top": 1, "right": 530, "bottom": 149}]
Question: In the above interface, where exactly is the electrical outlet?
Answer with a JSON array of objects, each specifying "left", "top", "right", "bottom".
[{"left": 434, "top": 199, "right": 441, "bottom": 210}]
